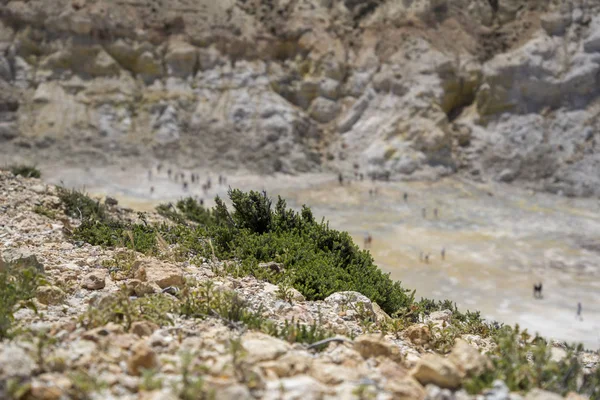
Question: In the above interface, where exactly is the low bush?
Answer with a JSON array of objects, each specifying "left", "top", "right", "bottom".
[{"left": 10, "top": 165, "right": 41, "bottom": 179}]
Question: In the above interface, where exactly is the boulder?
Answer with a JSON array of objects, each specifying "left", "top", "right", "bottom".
[
  {"left": 324, "top": 291, "right": 377, "bottom": 322},
  {"left": 411, "top": 354, "right": 462, "bottom": 389},
  {"left": 0, "top": 344, "right": 36, "bottom": 378},
  {"left": 540, "top": 12, "right": 571, "bottom": 36},
  {"left": 448, "top": 339, "right": 491, "bottom": 378},
  {"left": 133, "top": 259, "right": 184, "bottom": 289}
]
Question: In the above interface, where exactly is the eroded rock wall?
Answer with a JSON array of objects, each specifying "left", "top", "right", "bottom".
[{"left": 1, "top": 0, "right": 600, "bottom": 195}]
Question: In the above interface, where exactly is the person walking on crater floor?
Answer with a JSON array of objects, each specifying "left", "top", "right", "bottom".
[
  {"left": 533, "top": 282, "right": 543, "bottom": 299},
  {"left": 422, "top": 208, "right": 427, "bottom": 218},
  {"left": 434, "top": 208, "right": 439, "bottom": 218},
  {"left": 577, "top": 302, "right": 583, "bottom": 320},
  {"left": 441, "top": 248, "right": 445, "bottom": 261},
  {"left": 424, "top": 254, "right": 430, "bottom": 264},
  {"left": 167, "top": 169, "right": 172, "bottom": 179},
  {"left": 363, "top": 233, "right": 372, "bottom": 249},
  {"left": 338, "top": 173, "right": 344, "bottom": 186},
  {"left": 404, "top": 192, "right": 408, "bottom": 202}
]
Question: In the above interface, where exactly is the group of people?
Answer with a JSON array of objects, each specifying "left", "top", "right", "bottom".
[{"left": 147, "top": 164, "right": 227, "bottom": 195}]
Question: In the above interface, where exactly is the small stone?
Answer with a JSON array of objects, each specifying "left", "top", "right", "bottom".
[
  {"left": 310, "top": 360, "right": 359, "bottom": 385},
  {"left": 30, "top": 184, "right": 46, "bottom": 194},
  {"left": 126, "top": 279, "right": 158, "bottom": 297},
  {"left": 130, "top": 321, "right": 159, "bottom": 337},
  {"left": 353, "top": 334, "right": 403, "bottom": 362},
  {"left": 128, "top": 341, "right": 159, "bottom": 376},
  {"left": 404, "top": 324, "right": 432, "bottom": 346},
  {"left": 36, "top": 285, "right": 66, "bottom": 305},
  {"left": 212, "top": 384, "right": 253, "bottom": 400},
  {"left": 105, "top": 197, "right": 118, "bottom": 206},
  {"left": 29, "top": 383, "right": 63, "bottom": 400},
  {"left": 258, "top": 261, "right": 284, "bottom": 273},
  {"left": 411, "top": 354, "right": 462, "bottom": 390},
  {"left": 81, "top": 271, "right": 106, "bottom": 290},
  {"left": 448, "top": 339, "right": 491, "bottom": 378}
]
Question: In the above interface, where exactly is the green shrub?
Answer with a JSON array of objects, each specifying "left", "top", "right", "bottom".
[
  {"left": 57, "top": 187, "right": 107, "bottom": 221},
  {"left": 10, "top": 165, "right": 41, "bottom": 178},
  {"left": 0, "top": 267, "right": 44, "bottom": 339}
]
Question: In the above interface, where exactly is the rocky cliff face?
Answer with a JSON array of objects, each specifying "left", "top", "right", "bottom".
[{"left": 1, "top": 0, "right": 600, "bottom": 195}]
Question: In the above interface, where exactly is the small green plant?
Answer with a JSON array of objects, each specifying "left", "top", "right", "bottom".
[
  {"left": 57, "top": 187, "right": 107, "bottom": 221},
  {"left": 140, "top": 368, "right": 163, "bottom": 391},
  {"left": 101, "top": 250, "right": 138, "bottom": 280},
  {"left": 276, "top": 282, "right": 295, "bottom": 304},
  {"left": 68, "top": 369, "right": 106, "bottom": 399},
  {"left": 33, "top": 205, "right": 56, "bottom": 219},
  {"left": 178, "top": 352, "right": 213, "bottom": 400},
  {"left": 0, "top": 266, "right": 43, "bottom": 339},
  {"left": 10, "top": 165, "right": 41, "bottom": 178},
  {"left": 79, "top": 290, "right": 174, "bottom": 331},
  {"left": 464, "top": 325, "right": 597, "bottom": 397}
]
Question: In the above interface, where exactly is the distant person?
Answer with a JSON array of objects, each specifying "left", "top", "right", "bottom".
[
  {"left": 148, "top": 170, "right": 152, "bottom": 180},
  {"left": 364, "top": 233, "right": 372, "bottom": 249},
  {"left": 168, "top": 169, "right": 172, "bottom": 179},
  {"left": 404, "top": 192, "right": 408, "bottom": 202},
  {"left": 424, "top": 254, "right": 430, "bottom": 264},
  {"left": 419, "top": 251, "right": 423, "bottom": 263},
  {"left": 338, "top": 173, "right": 344, "bottom": 186},
  {"left": 157, "top": 163, "right": 163, "bottom": 172},
  {"left": 434, "top": 208, "right": 439, "bottom": 218},
  {"left": 533, "top": 282, "right": 543, "bottom": 299},
  {"left": 183, "top": 182, "right": 188, "bottom": 191},
  {"left": 441, "top": 248, "right": 445, "bottom": 261},
  {"left": 199, "top": 198, "right": 204, "bottom": 206},
  {"left": 422, "top": 208, "right": 427, "bottom": 218},
  {"left": 191, "top": 174, "right": 195, "bottom": 183},
  {"left": 577, "top": 302, "right": 583, "bottom": 320},
  {"left": 150, "top": 186, "right": 155, "bottom": 194},
  {"left": 360, "top": 173, "right": 364, "bottom": 181}
]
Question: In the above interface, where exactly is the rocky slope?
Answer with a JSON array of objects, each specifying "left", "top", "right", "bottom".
[
  {"left": 3, "top": 170, "right": 600, "bottom": 399},
  {"left": 1, "top": 0, "right": 600, "bottom": 195}
]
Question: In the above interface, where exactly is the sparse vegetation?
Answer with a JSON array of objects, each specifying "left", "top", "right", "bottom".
[
  {"left": 0, "top": 266, "right": 44, "bottom": 339},
  {"left": 57, "top": 187, "right": 600, "bottom": 398},
  {"left": 10, "top": 165, "right": 41, "bottom": 179},
  {"left": 465, "top": 325, "right": 600, "bottom": 399},
  {"left": 33, "top": 205, "right": 57, "bottom": 219}
]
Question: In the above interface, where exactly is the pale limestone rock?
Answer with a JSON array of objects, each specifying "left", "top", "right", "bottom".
[
  {"left": 241, "top": 332, "right": 291, "bottom": 364},
  {"left": 134, "top": 259, "right": 184, "bottom": 289},
  {"left": 128, "top": 341, "right": 159, "bottom": 376},
  {"left": 411, "top": 354, "right": 462, "bottom": 389},
  {"left": 263, "top": 375, "right": 330, "bottom": 400},
  {"left": 448, "top": 339, "right": 491, "bottom": 378},
  {"left": 324, "top": 291, "right": 376, "bottom": 321},
  {"left": 81, "top": 271, "right": 106, "bottom": 290},
  {"left": 524, "top": 389, "right": 563, "bottom": 400},
  {"left": 36, "top": 285, "right": 66, "bottom": 305},
  {"left": 126, "top": 279, "right": 159, "bottom": 297},
  {"left": 87, "top": 50, "right": 120, "bottom": 77},
  {"left": 353, "top": 334, "right": 403, "bottom": 362}
]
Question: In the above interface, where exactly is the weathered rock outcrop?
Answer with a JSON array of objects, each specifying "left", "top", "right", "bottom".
[{"left": 2, "top": 0, "right": 600, "bottom": 195}]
